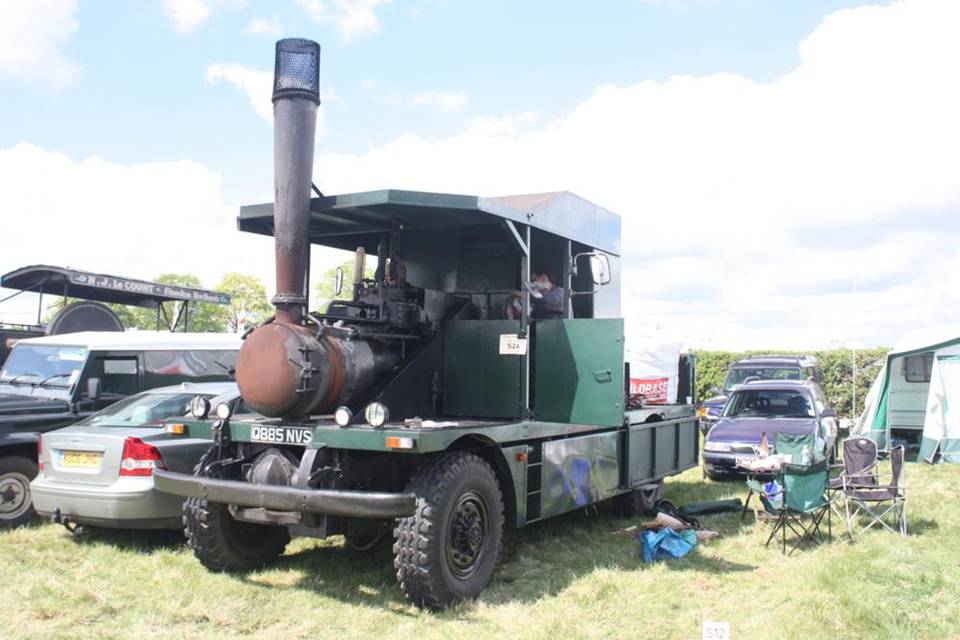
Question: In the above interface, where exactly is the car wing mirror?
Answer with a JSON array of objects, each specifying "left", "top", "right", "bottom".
[
  {"left": 820, "top": 408, "right": 837, "bottom": 418},
  {"left": 87, "top": 377, "right": 101, "bottom": 401}
]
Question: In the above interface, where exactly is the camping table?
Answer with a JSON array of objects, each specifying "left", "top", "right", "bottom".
[{"left": 739, "top": 457, "right": 785, "bottom": 522}]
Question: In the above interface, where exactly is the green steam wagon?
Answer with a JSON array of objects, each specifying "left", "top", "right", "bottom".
[{"left": 154, "top": 38, "right": 698, "bottom": 609}]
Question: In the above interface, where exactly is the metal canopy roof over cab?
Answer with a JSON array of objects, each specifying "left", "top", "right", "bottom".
[
  {"left": 237, "top": 189, "right": 621, "bottom": 256},
  {"left": 0, "top": 265, "right": 232, "bottom": 309}
]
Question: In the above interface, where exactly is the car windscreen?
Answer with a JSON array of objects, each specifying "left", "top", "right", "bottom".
[
  {"left": 724, "top": 389, "right": 815, "bottom": 419},
  {"left": 77, "top": 392, "right": 213, "bottom": 427},
  {"left": 0, "top": 344, "right": 87, "bottom": 388},
  {"left": 723, "top": 367, "right": 800, "bottom": 390}
]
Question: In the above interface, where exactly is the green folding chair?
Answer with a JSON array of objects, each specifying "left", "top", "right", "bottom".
[
  {"left": 760, "top": 459, "right": 831, "bottom": 554},
  {"left": 773, "top": 431, "right": 818, "bottom": 464}
]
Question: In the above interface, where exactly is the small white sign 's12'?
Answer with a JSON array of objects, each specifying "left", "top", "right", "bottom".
[{"left": 703, "top": 620, "right": 730, "bottom": 640}]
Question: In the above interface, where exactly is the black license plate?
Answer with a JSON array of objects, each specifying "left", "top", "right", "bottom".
[{"left": 249, "top": 425, "right": 313, "bottom": 445}]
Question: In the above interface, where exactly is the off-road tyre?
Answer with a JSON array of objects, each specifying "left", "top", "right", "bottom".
[
  {"left": 0, "top": 456, "right": 39, "bottom": 529},
  {"left": 182, "top": 465, "right": 290, "bottom": 572},
  {"left": 393, "top": 452, "right": 504, "bottom": 610},
  {"left": 617, "top": 479, "right": 665, "bottom": 517}
]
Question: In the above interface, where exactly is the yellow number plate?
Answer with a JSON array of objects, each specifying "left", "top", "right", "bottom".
[{"left": 61, "top": 451, "right": 102, "bottom": 468}]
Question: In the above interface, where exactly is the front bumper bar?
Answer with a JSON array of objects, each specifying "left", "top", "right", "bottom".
[{"left": 153, "top": 470, "right": 417, "bottom": 519}]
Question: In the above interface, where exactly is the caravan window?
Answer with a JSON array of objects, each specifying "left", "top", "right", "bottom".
[{"left": 904, "top": 352, "right": 934, "bottom": 383}]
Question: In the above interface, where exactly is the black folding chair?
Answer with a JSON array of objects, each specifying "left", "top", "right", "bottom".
[{"left": 843, "top": 443, "right": 907, "bottom": 537}]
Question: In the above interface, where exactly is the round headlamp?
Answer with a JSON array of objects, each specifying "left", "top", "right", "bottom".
[
  {"left": 215, "top": 402, "right": 233, "bottom": 421},
  {"left": 190, "top": 395, "right": 211, "bottom": 419},
  {"left": 364, "top": 402, "right": 389, "bottom": 428},
  {"left": 334, "top": 406, "right": 353, "bottom": 427}
]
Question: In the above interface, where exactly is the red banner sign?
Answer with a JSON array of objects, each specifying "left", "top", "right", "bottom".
[{"left": 629, "top": 377, "right": 669, "bottom": 404}]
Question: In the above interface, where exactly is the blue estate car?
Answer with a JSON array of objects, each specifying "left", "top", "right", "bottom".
[
  {"left": 701, "top": 379, "right": 837, "bottom": 480},
  {"left": 698, "top": 355, "right": 823, "bottom": 434}
]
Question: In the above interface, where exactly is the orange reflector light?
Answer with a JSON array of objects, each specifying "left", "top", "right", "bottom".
[
  {"left": 164, "top": 423, "right": 186, "bottom": 435},
  {"left": 385, "top": 436, "right": 415, "bottom": 449},
  {"left": 516, "top": 451, "right": 528, "bottom": 462}
]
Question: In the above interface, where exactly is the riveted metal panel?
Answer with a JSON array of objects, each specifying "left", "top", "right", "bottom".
[
  {"left": 534, "top": 319, "right": 624, "bottom": 426},
  {"left": 442, "top": 320, "right": 522, "bottom": 419}
]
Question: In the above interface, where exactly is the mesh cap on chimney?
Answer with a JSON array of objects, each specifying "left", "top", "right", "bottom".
[{"left": 272, "top": 38, "right": 321, "bottom": 104}]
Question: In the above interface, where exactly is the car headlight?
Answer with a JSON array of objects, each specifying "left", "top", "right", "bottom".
[
  {"left": 214, "top": 402, "right": 233, "bottom": 420},
  {"left": 703, "top": 441, "right": 732, "bottom": 452},
  {"left": 364, "top": 402, "right": 389, "bottom": 428},
  {"left": 334, "top": 406, "right": 353, "bottom": 427}
]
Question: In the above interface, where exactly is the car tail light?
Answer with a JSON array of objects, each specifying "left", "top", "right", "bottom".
[
  {"left": 37, "top": 435, "right": 44, "bottom": 471},
  {"left": 119, "top": 437, "right": 166, "bottom": 476}
]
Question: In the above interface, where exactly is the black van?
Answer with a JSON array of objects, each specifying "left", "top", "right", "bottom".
[{"left": 0, "top": 331, "right": 240, "bottom": 527}]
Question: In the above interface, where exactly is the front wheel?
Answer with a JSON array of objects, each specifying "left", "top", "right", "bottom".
[
  {"left": 182, "top": 464, "right": 290, "bottom": 572},
  {"left": 0, "top": 456, "right": 39, "bottom": 529},
  {"left": 393, "top": 452, "right": 504, "bottom": 610}
]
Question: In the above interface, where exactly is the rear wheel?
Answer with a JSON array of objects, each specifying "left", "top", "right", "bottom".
[
  {"left": 617, "top": 479, "right": 665, "bottom": 517},
  {"left": 393, "top": 452, "right": 504, "bottom": 610},
  {"left": 0, "top": 456, "right": 39, "bottom": 529},
  {"left": 182, "top": 464, "right": 290, "bottom": 572}
]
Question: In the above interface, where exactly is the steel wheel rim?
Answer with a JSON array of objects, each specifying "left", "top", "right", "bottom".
[
  {"left": 0, "top": 471, "right": 31, "bottom": 519},
  {"left": 446, "top": 491, "right": 489, "bottom": 580}
]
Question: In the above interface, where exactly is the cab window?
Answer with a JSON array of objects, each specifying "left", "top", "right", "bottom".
[{"left": 92, "top": 357, "right": 140, "bottom": 396}]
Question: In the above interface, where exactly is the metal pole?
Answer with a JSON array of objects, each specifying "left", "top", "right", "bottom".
[
  {"left": 851, "top": 280, "right": 858, "bottom": 417},
  {"left": 564, "top": 240, "right": 572, "bottom": 318},
  {"left": 523, "top": 224, "right": 531, "bottom": 416}
]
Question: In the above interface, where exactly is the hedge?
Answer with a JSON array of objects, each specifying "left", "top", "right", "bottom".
[{"left": 691, "top": 348, "right": 889, "bottom": 419}]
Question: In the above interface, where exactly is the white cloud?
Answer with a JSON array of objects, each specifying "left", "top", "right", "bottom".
[
  {"left": 162, "top": 0, "right": 211, "bottom": 34},
  {"left": 244, "top": 17, "right": 282, "bottom": 37},
  {"left": 297, "top": 0, "right": 392, "bottom": 43},
  {"left": 205, "top": 63, "right": 274, "bottom": 122},
  {"left": 0, "top": 144, "right": 276, "bottom": 319},
  {"left": 0, "top": 0, "right": 79, "bottom": 88},
  {"left": 407, "top": 90, "right": 469, "bottom": 113},
  {"left": 0, "top": 144, "right": 357, "bottom": 324},
  {"left": 204, "top": 63, "right": 333, "bottom": 136},
  {"left": 315, "top": 0, "right": 960, "bottom": 349}
]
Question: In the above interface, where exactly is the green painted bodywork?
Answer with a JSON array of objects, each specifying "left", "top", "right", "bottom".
[
  {"left": 443, "top": 320, "right": 523, "bottom": 419},
  {"left": 533, "top": 319, "right": 624, "bottom": 427},
  {"left": 172, "top": 406, "right": 699, "bottom": 528}
]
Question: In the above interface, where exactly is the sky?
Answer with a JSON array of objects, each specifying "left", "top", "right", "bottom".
[{"left": 1, "top": 0, "right": 958, "bottom": 350}]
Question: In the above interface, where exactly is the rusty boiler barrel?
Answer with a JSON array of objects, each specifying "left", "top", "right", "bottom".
[{"left": 235, "top": 323, "right": 397, "bottom": 419}]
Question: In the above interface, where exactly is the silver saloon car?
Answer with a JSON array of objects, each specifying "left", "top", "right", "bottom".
[{"left": 31, "top": 382, "right": 241, "bottom": 530}]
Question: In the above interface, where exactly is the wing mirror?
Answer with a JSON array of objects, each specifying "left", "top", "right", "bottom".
[
  {"left": 334, "top": 266, "right": 344, "bottom": 297},
  {"left": 87, "top": 377, "right": 101, "bottom": 401},
  {"left": 820, "top": 408, "right": 837, "bottom": 418},
  {"left": 571, "top": 251, "right": 612, "bottom": 295}
]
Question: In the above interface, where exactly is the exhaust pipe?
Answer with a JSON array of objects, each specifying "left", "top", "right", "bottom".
[
  {"left": 235, "top": 38, "right": 400, "bottom": 420},
  {"left": 270, "top": 38, "right": 320, "bottom": 324}
]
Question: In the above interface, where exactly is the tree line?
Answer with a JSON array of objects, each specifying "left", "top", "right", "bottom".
[
  {"left": 46, "top": 265, "right": 889, "bottom": 420},
  {"left": 46, "top": 262, "right": 362, "bottom": 334},
  {"left": 691, "top": 348, "right": 889, "bottom": 419}
]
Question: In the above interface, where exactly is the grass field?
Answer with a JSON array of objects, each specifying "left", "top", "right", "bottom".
[{"left": 1, "top": 462, "right": 958, "bottom": 640}]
